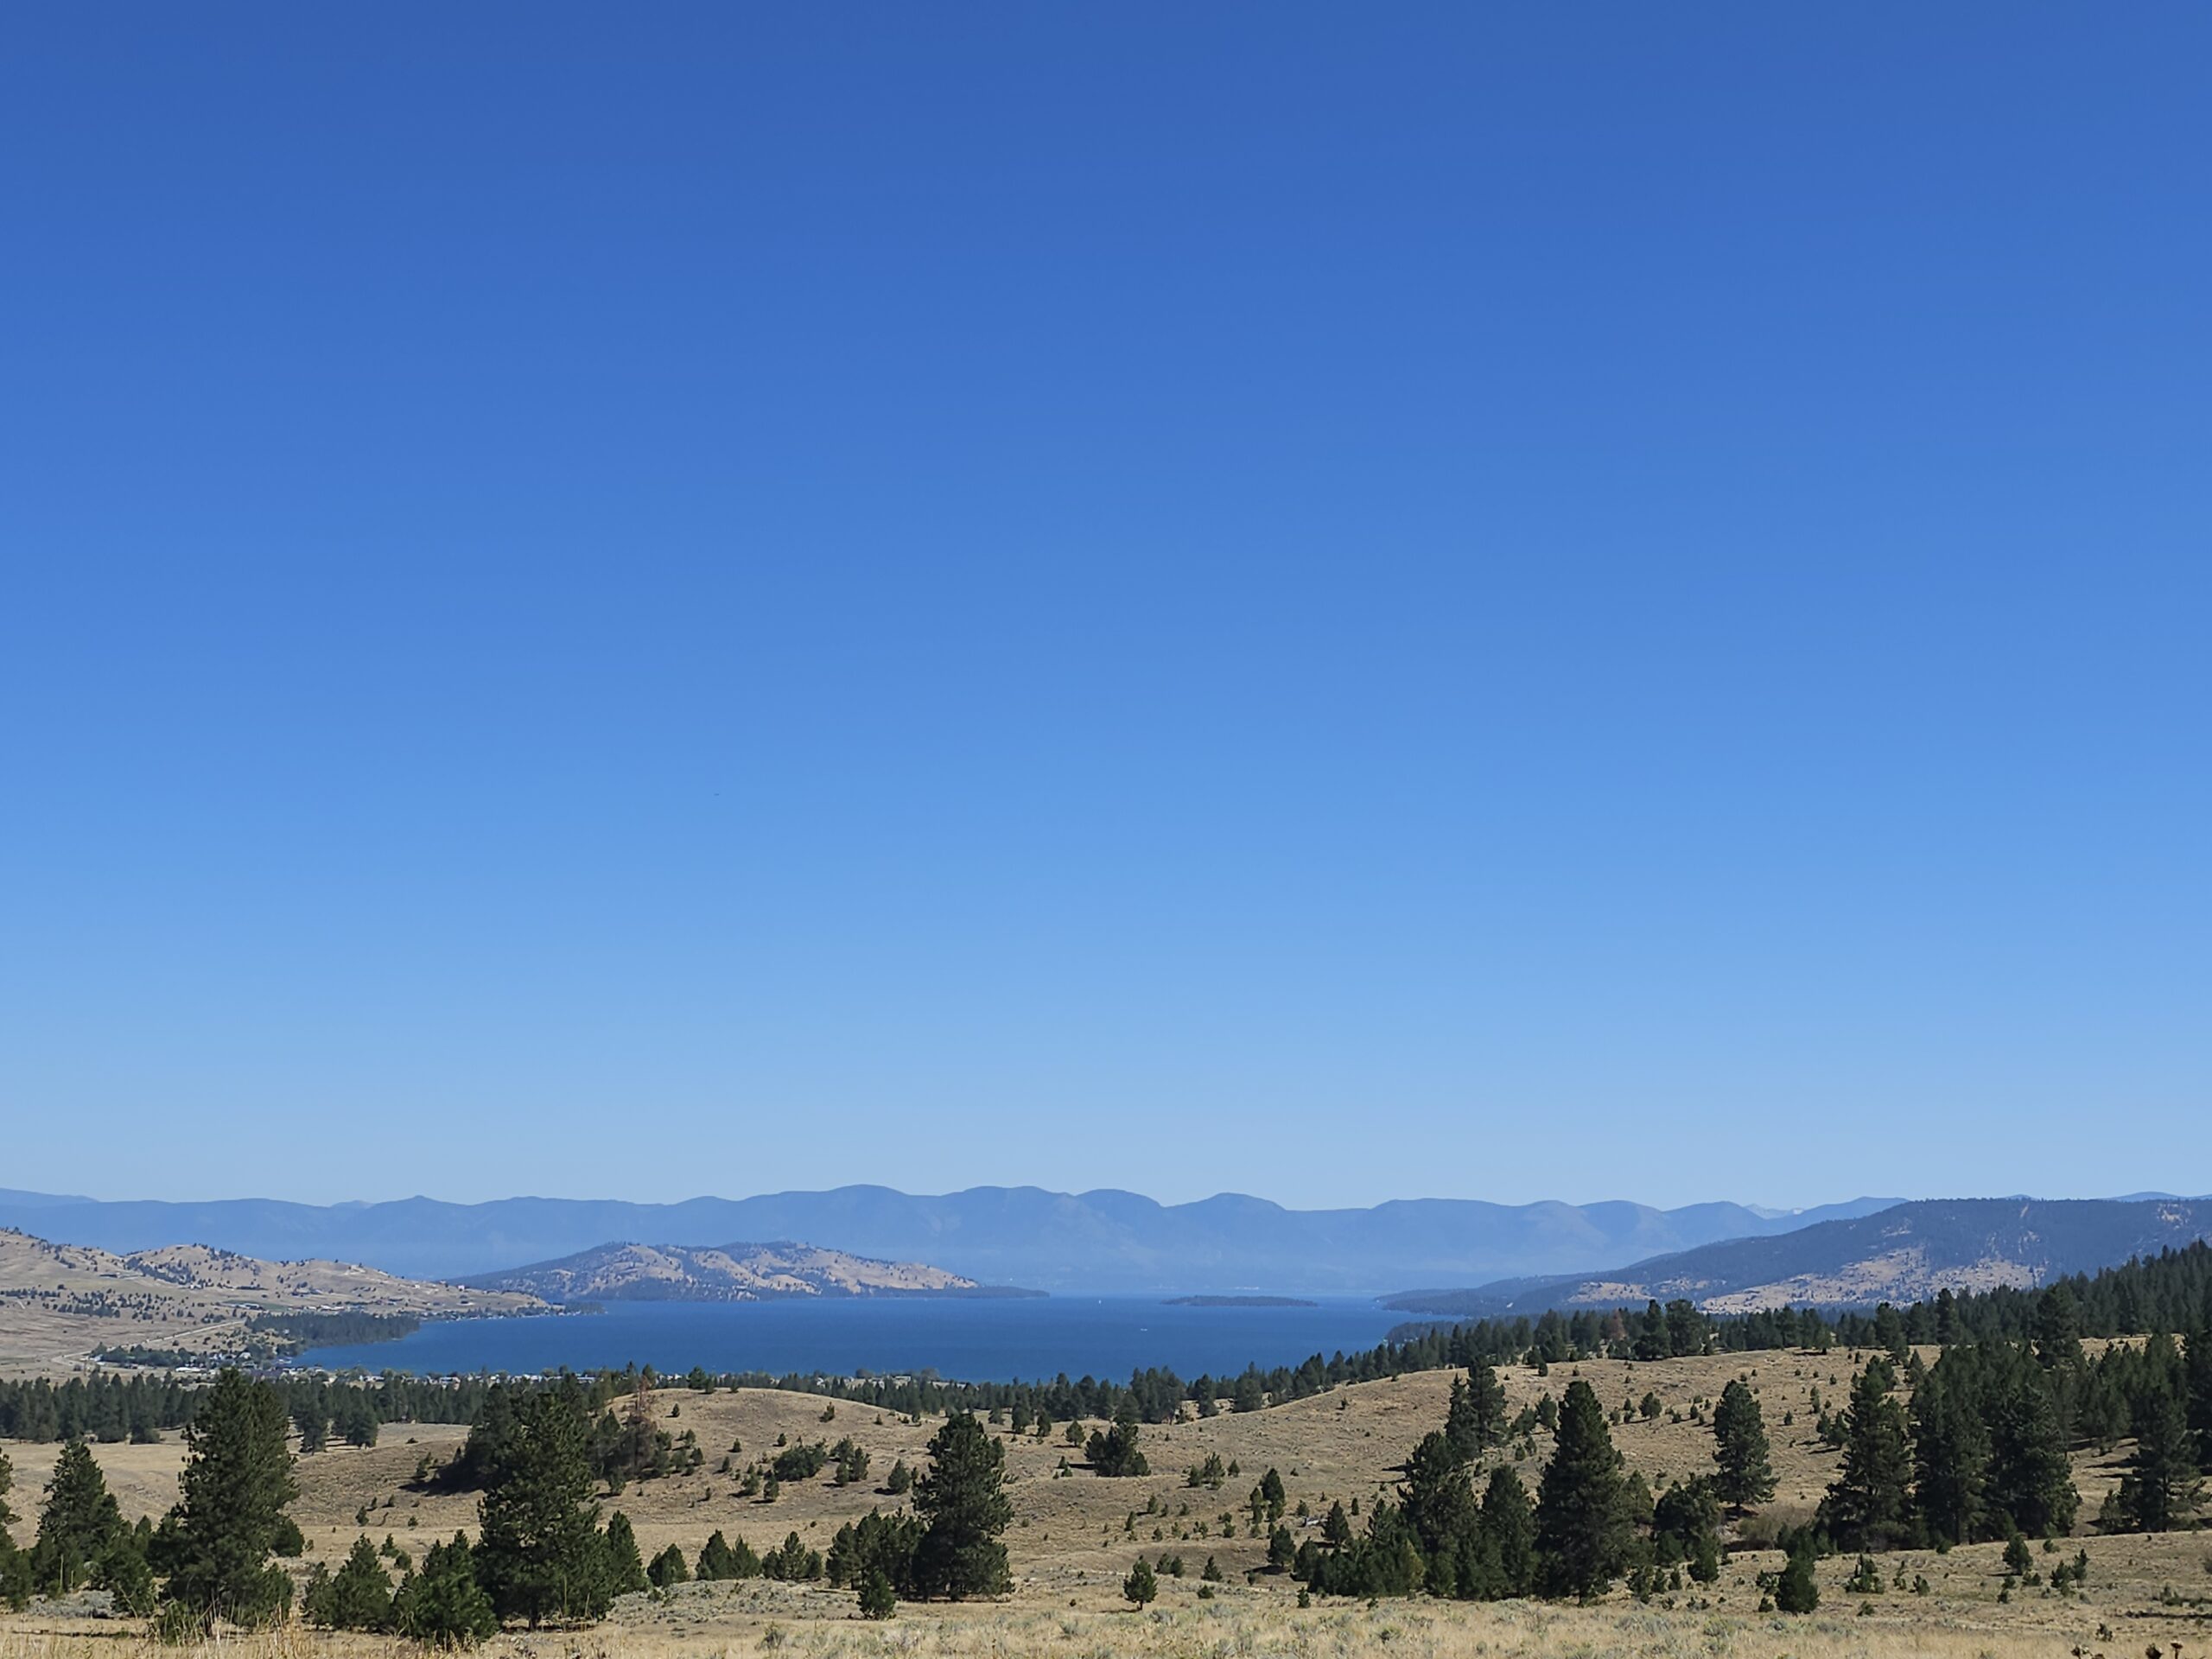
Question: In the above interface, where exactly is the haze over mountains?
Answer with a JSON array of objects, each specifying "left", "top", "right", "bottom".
[
  {"left": 0, "top": 1186, "right": 1900, "bottom": 1294},
  {"left": 1383, "top": 1197, "right": 2212, "bottom": 1319}
]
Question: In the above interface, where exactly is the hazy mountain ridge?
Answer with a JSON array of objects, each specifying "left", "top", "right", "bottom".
[
  {"left": 0, "top": 1187, "right": 1901, "bottom": 1294},
  {"left": 455, "top": 1239, "right": 1023, "bottom": 1302},
  {"left": 1382, "top": 1197, "right": 2212, "bottom": 1318}
]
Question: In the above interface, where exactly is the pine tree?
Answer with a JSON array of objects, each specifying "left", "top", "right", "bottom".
[
  {"left": 1910, "top": 1360, "right": 1989, "bottom": 1546},
  {"left": 2185, "top": 1329, "right": 2212, "bottom": 1474},
  {"left": 1478, "top": 1466, "right": 1535, "bottom": 1598},
  {"left": 696, "top": 1529, "right": 741, "bottom": 1581},
  {"left": 30, "top": 1440, "right": 131, "bottom": 1597},
  {"left": 601, "top": 1511, "right": 647, "bottom": 1594},
  {"left": 162, "top": 1369, "right": 298, "bottom": 1629},
  {"left": 858, "top": 1565, "right": 896, "bottom": 1619},
  {"left": 0, "top": 1451, "right": 26, "bottom": 1615},
  {"left": 321, "top": 1535, "right": 394, "bottom": 1631},
  {"left": 1322, "top": 1500, "right": 1352, "bottom": 1548},
  {"left": 1400, "top": 1433, "right": 1477, "bottom": 1562},
  {"left": 1985, "top": 1358, "right": 2077, "bottom": 1538},
  {"left": 910, "top": 1413, "right": 1011, "bottom": 1600},
  {"left": 2116, "top": 1386, "right": 2203, "bottom": 1532},
  {"left": 474, "top": 1389, "right": 610, "bottom": 1628},
  {"left": 1711, "top": 1380, "right": 1775, "bottom": 1512},
  {"left": 1533, "top": 1380, "right": 1629, "bottom": 1599},
  {"left": 1122, "top": 1555, "right": 1157, "bottom": 1605},
  {"left": 392, "top": 1533, "right": 499, "bottom": 1648},
  {"left": 646, "top": 1543, "right": 689, "bottom": 1586},
  {"left": 1466, "top": 1361, "right": 1508, "bottom": 1450},
  {"left": 1773, "top": 1540, "right": 1820, "bottom": 1613},
  {"left": 1818, "top": 1360, "right": 1913, "bottom": 1551}
]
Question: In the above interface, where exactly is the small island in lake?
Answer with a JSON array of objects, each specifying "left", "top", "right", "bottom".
[{"left": 1163, "top": 1294, "right": 1318, "bottom": 1308}]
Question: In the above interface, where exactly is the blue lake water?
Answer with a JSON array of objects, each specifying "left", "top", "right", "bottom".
[{"left": 300, "top": 1296, "right": 1406, "bottom": 1382}]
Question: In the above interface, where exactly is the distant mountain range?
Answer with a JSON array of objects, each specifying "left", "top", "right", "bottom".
[
  {"left": 0, "top": 1186, "right": 1903, "bottom": 1294},
  {"left": 456, "top": 1240, "right": 1034, "bottom": 1303},
  {"left": 1382, "top": 1197, "right": 2212, "bottom": 1318}
]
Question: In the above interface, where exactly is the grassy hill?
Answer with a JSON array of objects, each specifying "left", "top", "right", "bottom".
[
  {"left": 0, "top": 1227, "right": 543, "bottom": 1375},
  {"left": 8, "top": 1352, "right": 2204, "bottom": 1659}
]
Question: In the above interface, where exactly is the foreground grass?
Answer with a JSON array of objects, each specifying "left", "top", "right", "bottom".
[{"left": 0, "top": 1598, "right": 2132, "bottom": 1659}]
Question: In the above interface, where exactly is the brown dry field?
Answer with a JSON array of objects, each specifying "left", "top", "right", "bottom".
[{"left": 6, "top": 1346, "right": 2209, "bottom": 1657}]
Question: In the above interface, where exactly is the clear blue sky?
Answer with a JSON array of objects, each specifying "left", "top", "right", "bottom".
[{"left": 3, "top": 5, "right": 2205, "bottom": 1211}]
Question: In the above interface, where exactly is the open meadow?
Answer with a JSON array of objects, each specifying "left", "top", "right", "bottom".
[{"left": 6, "top": 1347, "right": 2208, "bottom": 1657}]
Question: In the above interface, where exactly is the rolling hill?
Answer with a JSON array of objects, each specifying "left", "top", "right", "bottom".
[
  {"left": 0, "top": 1227, "right": 543, "bottom": 1373},
  {"left": 1382, "top": 1196, "right": 2212, "bottom": 1318},
  {"left": 455, "top": 1239, "right": 1030, "bottom": 1302},
  {"left": 0, "top": 1186, "right": 1900, "bottom": 1294}
]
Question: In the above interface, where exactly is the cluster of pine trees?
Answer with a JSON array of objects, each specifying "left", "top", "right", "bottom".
[
  {"left": 1301, "top": 1249, "right": 2212, "bottom": 1612},
  {"left": 1815, "top": 1284, "right": 2210, "bottom": 1551},
  {"left": 0, "top": 1370, "right": 306, "bottom": 1630},
  {"left": 1295, "top": 1361, "right": 1769, "bottom": 1605}
]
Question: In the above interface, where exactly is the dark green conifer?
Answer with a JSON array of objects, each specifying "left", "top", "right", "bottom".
[
  {"left": 911, "top": 1413, "right": 1011, "bottom": 1600},
  {"left": 161, "top": 1369, "right": 298, "bottom": 1629},
  {"left": 601, "top": 1510, "right": 647, "bottom": 1594},
  {"left": 1533, "top": 1380, "right": 1629, "bottom": 1599},
  {"left": 473, "top": 1389, "right": 611, "bottom": 1628},
  {"left": 1818, "top": 1360, "right": 1913, "bottom": 1551},
  {"left": 392, "top": 1533, "right": 499, "bottom": 1648},
  {"left": 1711, "top": 1380, "right": 1775, "bottom": 1512}
]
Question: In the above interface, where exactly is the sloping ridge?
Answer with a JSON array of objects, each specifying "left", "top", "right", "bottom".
[
  {"left": 454, "top": 1239, "right": 1010, "bottom": 1302},
  {"left": 1384, "top": 1198, "right": 2212, "bottom": 1317}
]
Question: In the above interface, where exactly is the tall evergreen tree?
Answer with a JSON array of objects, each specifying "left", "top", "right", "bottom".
[
  {"left": 1910, "top": 1360, "right": 1989, "bottom": 1546},
  {"left": 1399, "top": 1433, "right": 1477, "bottom": 1562},
  {"left": 1985, "top": 1357, "right": 2078, "bottom": 1538},
  {"left": 1818, "top": 1359, "right": 1913, "bottom": 1551},
  {"left": 1446, "top": 1363, "right": 1506, "bottom": 1458},
  {"left": 601, "top": 1510, "right": 647, "bottom": 1594},
  {"left": 162, "top": 1369, "right": 298, "bottom": 1628},
  {"left": 474, "top": 1388, "right": 610, "bottom": 1628},
  {"left": 2185, "top": 1329, "right": 2212, "bottom": 1473},
  {"left": 1478, "top": 1465, "right": 1535, "bottom": 1598},
  {"left": 1711, "top": 1380, "right": 1775, "bottom": 1512},
  {"left": 1533, "top": 1380, "right": 1629, "bottom": 1599},
  {"left": 0, "top": 1452, "right": 24, "bottom": 1611},
  {"left": 29, "top": 1440, "right": 132, "bottom": 1598},
  {"left": 910, "top": 1413, "right": 1011, "bottom": 1600},
  {"left": 2115, "top": 1385, "right": 2203, "bottom": 1533}
]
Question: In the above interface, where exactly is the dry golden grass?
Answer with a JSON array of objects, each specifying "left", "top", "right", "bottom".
[
  {"left": 3, "top": 1590, "right": 2203, "bottom": 1659},
  {"left": 8, "top": 1348, "right": 2210, "bottom": 1658}
]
